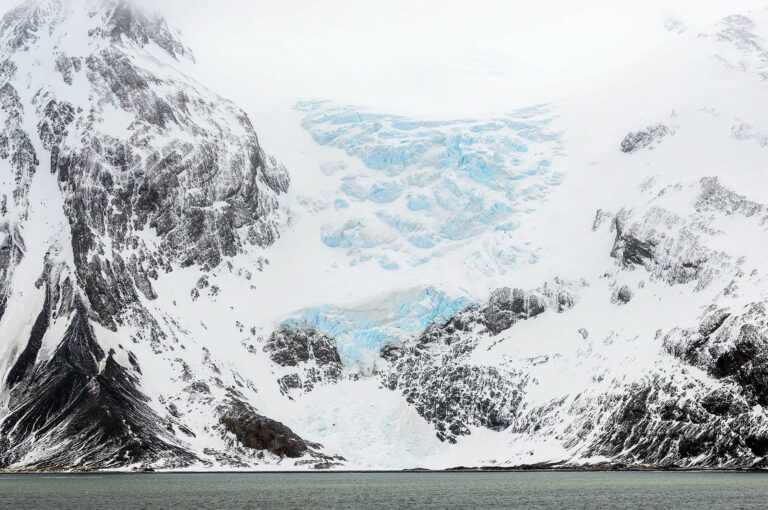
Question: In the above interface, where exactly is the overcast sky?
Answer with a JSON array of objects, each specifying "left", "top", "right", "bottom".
[
  {"left": 147, "top": 0, "right": 767, "bottom": 116},
  {"left": 2, "top": 0, "right": 767, "bottom": 116}
]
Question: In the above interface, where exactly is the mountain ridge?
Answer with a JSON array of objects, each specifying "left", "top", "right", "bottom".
[{"left": 0, "top": 0, "right": 767, "bottom": 471}]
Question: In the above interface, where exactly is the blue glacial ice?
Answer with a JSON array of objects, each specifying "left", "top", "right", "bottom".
[
  {"left": 321, "top": 220, "right": 390, "bottom": 250},
  {"left": 369, "top": 182, "right": 403, "bottom": 203},
  {"left": 406, "top": 194, "right": 431, "bottom": 211},
  {"left": 283, "top": 288, "right": 474, "bottom": 363},
  {"left": 340, "top": 179, "right": 369, "bottom": 201},
  {"left": 299, "top": 101, "right": 564, "bottom": 274}
]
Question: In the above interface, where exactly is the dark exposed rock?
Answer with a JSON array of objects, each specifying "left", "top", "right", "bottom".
[
  {"left": 0, "top": 222, "right": 24, "bottom": 319},
  {"left": 219, "top": 399, "right": 318, "bottom": 458},
  {"left": 0, "top": 0, "right": 294, "bottom": 470},
  {"left": 0, "top": 300, "right": 194, "bottom": 469},
  {"left": 619, "top": 387, "right": 651, "bottom": 425},
  {"left": 184, "top": 381, "right": 211, "bottom": 395},
  {"left": 483, "top": 288, "right": 545, "bottom": 335},
  {"left": 37, "top": 99, "right": 76, "bottom": 151},
  {"left": 585, "top": 379, "right": 764, "bottom": 468},
  {"left": 699, "top": 308, "right": 731, "bottom": 337},
  {"left": 277, "top": 373, "right": 302, "bottom": 394},
  {"left": 0, "top": 79, "right": 39, "bottom": 219},
  {"left": 380, "top": 344, "right": 404, "bottom": 363},
  {"left": 0, "top": 1, "right": 56, "bottom": 51},
  {"left": 611, "top": 285, "right": 633, "bottom": 305},
  {"left": 611, "top": 217, "right": 655, "bottom": 268},
  {"left": 592, "top": 209, "right": 611, "bottom": 231},
  {"left": 265, "top": 324, "right": 341, "bottom": 368},
  {"left": 711, "top": 325, "right": 766, "bottom": 378},
  {"left": 701, "top": 388, "right": 749, "bottom": 417},
  {"left": 0, "top": 0, "right": 292, "bottom": 331},
  {"left": 696, "top": 177, "right": 764, "bottom": 217},
  {"left": 264, "top": 324, "right": 343, "bottom": 394},
  {"left": 667, "top": 305, "right": 768, "bottom": 406},
  {"left": 54, "top": 53, "right": 82, "bottom": 85},
  {"left": 481, "top": 283, "right": 575, "bottom": 335},
  {"left": 637, "top": 300, "right": 768, "bottom": 467},
  {"left": 381, "top": 282, "right": 574, "bottom": 442},
  {"left": 605, "top": 182, "right": 740, "bottom": 290},
  {"left": 398, "top": 362, "right": 525, "bottom": 443},
  {"left": 620, "top": 124, "right": 669, "bottom": 153},
  {"left": 5, "top": 286, "right": 50, "bottom": 388},
  {"left": 745, "top": 434, "right": 768, "bottom": 457}
]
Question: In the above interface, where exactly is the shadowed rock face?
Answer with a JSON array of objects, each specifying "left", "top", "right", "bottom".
[
  {"left": 0, "top": 0, "right": 290, "bottom": 331},
  {"left": 576, "top": 176, "right": 768, "bottom": 469},
  {"left": 264, "top": 324, "right": 343, "bottom": 395},
  {"left": 0, "top": 223, "right": 25, "bottom": 320},
  {"left": 484, "top": 288, "right": 546, "bottom": 335},
  {"left": 55, "top": 36, "right": 288, "bottom": 329},
  {"left": 219, "top": 400, "right": 319, "bottom": 458},
  {"left": 667, "top": 304, "right": 768, "bottom": 407},
  {"left": 0, "top": 0, "right": 295, "bottom": 470},
  {"left": 620, "top": 124, "right": 669, "bottom": 153},
  {"left": 583, "top": 375, "right": 768, "bottom": 469},
  {"left": 611, "top": 218, "right": 656, "bottom": 268},
  {"left": 381, "top": 282, "right": 574, "bottom": 443},
  {"left": 611, "top": 285, "right": 633, "bottom": 305},
  {"left": 1, "top": 300, "right": 195, "bottom": 469},
  {"left": 5, "top": 285, "right": 50, "bottom": 388},
  {"left": 265, "top": 324, "right": 342, "bottom": 369},
  {"left": 523, "top": 383, "right": 740, "bottom": 470}
]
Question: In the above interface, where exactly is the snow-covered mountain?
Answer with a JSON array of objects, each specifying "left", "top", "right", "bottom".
[{"left": 1, "top": 0, "right": 768, "bottom": 471}]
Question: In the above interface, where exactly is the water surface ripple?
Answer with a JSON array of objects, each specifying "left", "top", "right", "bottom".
[{"left": 1, "top": 471, "right": 766, "bottom": 509}]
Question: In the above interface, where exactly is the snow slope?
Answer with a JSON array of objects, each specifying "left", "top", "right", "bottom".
[{"left": 250, "top": 8, "right": 768, "bottom": 469}]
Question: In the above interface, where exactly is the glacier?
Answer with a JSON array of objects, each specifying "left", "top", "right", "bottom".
[
  {"left": 283, "top": 288, "right": 473, "bottom": 364},
  {"left": 298, "top": 100, "right": 564, "bottom": 275}
]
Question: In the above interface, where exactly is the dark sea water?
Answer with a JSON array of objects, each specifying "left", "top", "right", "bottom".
[{"left": 1, "top": 471, "right": 767, "bottom": 509}]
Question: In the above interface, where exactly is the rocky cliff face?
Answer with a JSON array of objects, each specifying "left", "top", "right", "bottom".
[
  {"left": 265, "top": 324, "right": 343, "bottom": 397},
  {"left": 0, "top": 0, "right": 318, "bottom": 470},
  {"left": 380, "top": 283, "right": 575, "bottom": 443},
  {"left": 567, "top": 175, "right": 768, "bottom": 468}
]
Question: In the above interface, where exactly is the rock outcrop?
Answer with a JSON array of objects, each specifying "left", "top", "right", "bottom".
[
  {"left": 0, "top": 0, "right": 299, "bottom": 470},
  {"left": 264, "top": 324, "right": 343, "bottom": 396},
  {"left": 380, "top": 282, "right": 575, "bottom": 443}
]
